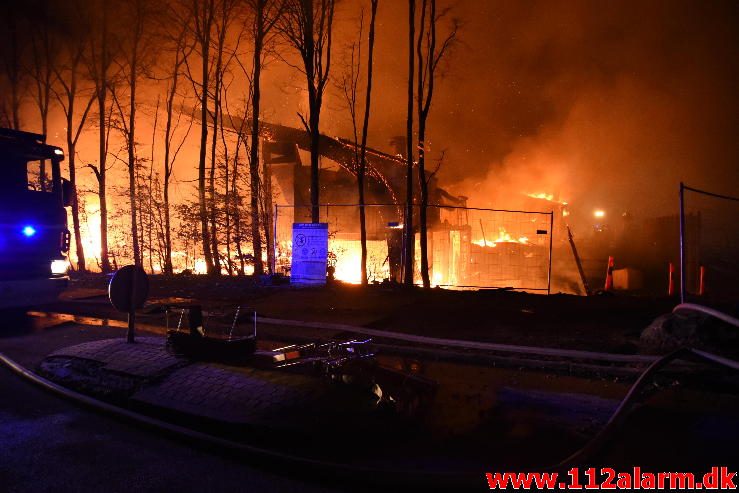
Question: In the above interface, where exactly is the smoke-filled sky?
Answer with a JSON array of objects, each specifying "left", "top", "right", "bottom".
[
  {"left": 289, "top": 0, "right": 738, "bottom": 217},
  {"left": 33, "top": 0, "right": 739, "bottom": 221}
]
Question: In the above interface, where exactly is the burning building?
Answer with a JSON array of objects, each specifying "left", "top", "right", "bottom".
[{"left": 215, "top": 113, "right": 555, "bottom": 290}]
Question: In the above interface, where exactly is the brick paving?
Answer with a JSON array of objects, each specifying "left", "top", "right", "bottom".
[
  {"left": 132, "top": 363, "right": 331, "bottom": 427},
  {"left": 49, "top": 337, "right": 185, "bottom": 378},
  {"left": 43, "top": 336, "right": 367, "bottom": 431}
]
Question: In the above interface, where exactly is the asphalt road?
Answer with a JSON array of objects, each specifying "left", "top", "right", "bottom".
[{"left": 0, "top": 315, "right": 343, "bottom": 493}]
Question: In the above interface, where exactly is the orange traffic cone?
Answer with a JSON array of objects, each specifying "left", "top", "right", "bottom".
[
  {"left": 604, "top": 256, "right": 614, "bottom": 291},
  {"left": 668, "top": 262, "right": 675, "bottom": 297}
]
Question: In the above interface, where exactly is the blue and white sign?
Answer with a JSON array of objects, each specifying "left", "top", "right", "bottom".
[{"left": 291, "top": 223, "right": 328, "bottom": 285}]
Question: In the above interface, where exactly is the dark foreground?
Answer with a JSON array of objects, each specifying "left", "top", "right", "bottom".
[
  {"left": 61, "top": 274, "right": 681, "bottom": 354},
  {"left": 1, "top": 311, "right": 737, "bottom": 492},
  {"left": 0, "top": 363, "right": 339, "bottom": 493}
]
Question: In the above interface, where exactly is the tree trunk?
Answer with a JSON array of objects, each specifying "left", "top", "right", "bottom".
[
  {"left": 98, "top": 18, "right": 111, "bottom": 273},
  {"left": 417, "top": 0, "right": 429, "bottom": 288},
  {"left": 162, "top": 57, "right": 181, "bottom": 276},
  {"left": 198, "top": 3, "right": 215, "bottom": 275},
  {"left": 233, "top": 139, "right": 245, "bottom": 275},
  {"left": 403, "top": 0, "right": 415, "bottom": 286},
  {"left": 209, "top": 20, "right": 226, "bottom": 276},
  {"left": 262, "top": 152, "right": 275, "bottom": 274},
  {"left": 418, "top": 123, "right": 430, "bottom": 288},
  {"left": 65, "top": 68, "right": 86, "bottom": 272},
  {"left": 250, "top": 11, "right": 264, "bottom": 275},
  {"left": 68, "top": 143, "right": 85, "bottom": 272},
  {"left": 309, "top": 108, "right": 321, "bottom": 224},
  {"left": 128, "top": 42, "right": 141, "bottom": 267},
  {"left": 358, "top": 0, "right": 378, "bottom": 285}
]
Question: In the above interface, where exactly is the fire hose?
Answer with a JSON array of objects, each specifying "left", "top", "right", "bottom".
[
  {"left": 556, "top": 303, "right": 739, "bottom": 467},
  {"left": 1, "top": 304, "right": 738, "bottom": 488},
  {"left": 673, "top": 303, "right": 739, "bottom": 328}
]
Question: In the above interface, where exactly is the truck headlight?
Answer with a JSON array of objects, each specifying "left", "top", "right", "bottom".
[{"left": 51, "top": 259, "right": 68, "bottom": 275}]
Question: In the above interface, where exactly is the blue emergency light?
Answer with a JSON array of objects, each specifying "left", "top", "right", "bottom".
[{"left": 22, "top": 225, "right": 37, "bottom": 237}]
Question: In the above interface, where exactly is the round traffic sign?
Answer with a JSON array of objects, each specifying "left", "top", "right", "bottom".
[{"left": 108, "top": 265, "right": 149, "bottom": 312}]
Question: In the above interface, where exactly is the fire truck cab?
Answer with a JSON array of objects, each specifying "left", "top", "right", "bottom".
[{"left": 0, "top": 128, "right": 72, "bottom": 310}]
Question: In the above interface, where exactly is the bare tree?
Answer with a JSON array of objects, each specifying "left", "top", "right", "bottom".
[
  {"left": 207, "top": 0, "right": 243, "bottom": 275},
  {"left": 161, "top": 8, "right": 194, "bottom": 274},
  {"left": 87, "top": 0, "right": 117, "bottom": 273},
  {"left": 403, "top": 0, "right": 415, "bottom": 286},
  {"left": 280, "top": 0, "right": 336, "bottom": 223},
  {"left": 190, "top": 0, "right": 218, "bottom": 274},
  {"left": 112, "top": 0, "right": 155, "bottom": 267},
  {"left": 246, "top": 0, "right": 285, "bottom": 275},
  {"left": 54, "top": 11, "right": 96, "bottom": 272},
  {"left": 28, "top": 1, "right": 57, "bottom": 191},
  {"left": 337, "top": 0, "right": 378, "bottom": 285},
  {"left": 0, "top": 4, "right": 26, "bottom": 129},
  {"left": 415, "top": 0, "right": 458, "bottom": 288}
]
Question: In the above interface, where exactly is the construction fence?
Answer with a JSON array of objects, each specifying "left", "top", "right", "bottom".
[
  {"left": 680, "top": 183, "right": 739, "bottom": 306},
  {"left": 273, "top": 204, "right": 554, "bottom": 292}
]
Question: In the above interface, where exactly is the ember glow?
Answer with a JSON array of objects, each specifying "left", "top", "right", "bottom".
[
  {"left": 527, "top": 192, "right": 554, "bottom": 202},
  {"left": 277, "top": 239, "right": 390, "bottom": 284},
  {"left": 526, "top": 192, "right": 567, "bottom": 206},
  {"left": 331, "top": 239, "right": 390, "bottom": 284},
  {"left": 472, "top": 227, "right": 529, "bottom": 247}
]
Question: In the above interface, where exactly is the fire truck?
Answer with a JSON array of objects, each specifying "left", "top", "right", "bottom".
[{"left": 0, "top": 128, "right": 72, "bottom": 310}]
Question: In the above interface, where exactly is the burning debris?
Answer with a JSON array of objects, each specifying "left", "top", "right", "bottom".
[{"left": 472, "top": 226, "right": 530, "bottom": 247}]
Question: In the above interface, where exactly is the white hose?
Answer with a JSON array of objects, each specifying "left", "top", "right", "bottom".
[{"left": 673, "top": 303, "right": 739, "bottom": 328}]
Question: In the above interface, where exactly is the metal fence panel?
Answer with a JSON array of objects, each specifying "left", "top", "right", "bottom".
[
  {"left": 274, "top": 204, "right": 553, "bottom": 291},
  {"left": 680, "top": 183, "right": 739, "bottom": 305}
]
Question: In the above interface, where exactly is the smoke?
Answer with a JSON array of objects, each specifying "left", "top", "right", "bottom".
[
  {"left": 412, "top": 0, "right": 739, "bottom": 219},
  {"left": 13, "top": 0, "right": 739, "bottom": 223}
]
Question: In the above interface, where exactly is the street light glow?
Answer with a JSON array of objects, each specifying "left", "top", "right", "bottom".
[{"left": 594, "top": 210, "right": 605, "bottom": 219}]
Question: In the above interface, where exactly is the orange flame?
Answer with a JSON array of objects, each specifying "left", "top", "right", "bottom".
[{"left": 472, "top": 227, "right": 529, "bottom": 247}]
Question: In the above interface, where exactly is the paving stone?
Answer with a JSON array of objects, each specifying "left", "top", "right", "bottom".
[
  {"left": 131, "top": 363, "right": 332, "bottom": 427},
  {"left": 49, "top": 337, "right": 184, "bottom": 378}
]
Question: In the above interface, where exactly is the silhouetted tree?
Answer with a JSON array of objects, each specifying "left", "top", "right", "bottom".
[
  {"left": 0, "top": 4, "right": 25, "bottom": 129},
  {"left": 53, "top": 1, "right": 96, "bottom": 272},
  {"left": 337, "top": 0, "right": 378, "bottom": 285},
  {"left": 161, "top": 7, "right": 194, "bottom": 274},
  {"left": 112, "top": 0, "right": 157, "bottom": 267},
  {"left": 87, "top": 0, "right": 117, "bottom": 272},
  {"left": 415, "top": 0, "right": 458, "bottom": 288},
  {"left": 28, "top": 0, "right": 58, "bottom": 191},
  {"left": 403, "top": 0, "right": 415, "bottom": 285},
  {"left": 246, "top": 0, "right": 285, "bottom": 274},
  {"left": 190, "top": 0, "right": 218, "bottom": 274},
  {"left": 279, "top": 0, "right": 336, "bottom": 223}
]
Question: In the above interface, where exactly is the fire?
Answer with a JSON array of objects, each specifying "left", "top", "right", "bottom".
[
  {"left": 277, "top": 238, "right": 391, "bottom": 284},
  {"left": 332, "top": 239, "right": 391, "bottom": 283},
  {"left": 527, "top": 192, "right": 554, "bottom": 201},
  {"left": 472, "top": 227, "right": 529, "bottom": 247},
  {"left": 526, "top": 191, "right": 568, "bottom": 206}
]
